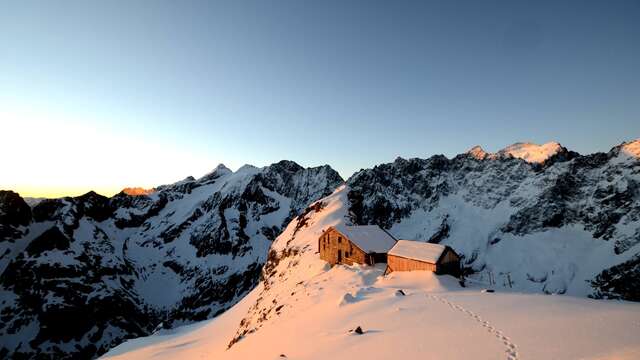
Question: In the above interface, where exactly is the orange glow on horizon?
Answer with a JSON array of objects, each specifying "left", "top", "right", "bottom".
[
  {"left": 0, "top": 106, "right": 223, "bottom": 200},
  {"left": 6, "top": 185, "right": 123, "bottom": 199}
]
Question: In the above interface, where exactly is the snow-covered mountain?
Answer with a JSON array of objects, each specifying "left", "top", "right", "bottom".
[
  {"left": 346, "top": 140, "right": 640, "bottom": 299},
  {"left": 103, "top": 182, "right": 640, "bottom": 360},
  {"left": 219, "top": 139, "right": 640, "bottom": 355},
  {"left": 0, "top": 161, "right": 343, "bottom": 359},
  {"left": 466, "top": 141, "right": 569, "bottom": 163},
  {"left": 3, "top": 139, "right": 640, "bottom": 359}
]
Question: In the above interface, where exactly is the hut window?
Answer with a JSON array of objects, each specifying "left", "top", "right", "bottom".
[{"left": 338, "top": 236, "right": 342, "bottom": 243}]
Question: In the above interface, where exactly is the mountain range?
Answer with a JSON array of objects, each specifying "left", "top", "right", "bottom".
[{"left": 1, "top": 139, "right": 639, "bottom": 359}]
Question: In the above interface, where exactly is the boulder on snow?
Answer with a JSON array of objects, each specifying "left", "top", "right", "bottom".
[{"left": 395, "top": 289, "right": 406, "bottom": 296}]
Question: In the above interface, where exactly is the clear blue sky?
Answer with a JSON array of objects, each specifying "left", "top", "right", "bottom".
[{"left": 1, "top": 0, "right": 639, "bottom": 197}]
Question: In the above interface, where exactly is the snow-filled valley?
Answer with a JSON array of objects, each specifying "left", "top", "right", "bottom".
[{"left": 103, "top": 185, "right": 640, "bottom": 360}]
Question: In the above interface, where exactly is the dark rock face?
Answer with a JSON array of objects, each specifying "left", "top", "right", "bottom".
[
  {"left": 346, "top": 143, "right": 640, "bottom": 300},
  {"left": 591, "top": 254, "right": 640, "bottom": 301},
  {"left": 75, "top": 191, "right": 115, "bottom": 222},
  {"left": 0, "top": 191, "right": 32, "bottom": 242},
  {"left": 24, "top": 227, "right": 70, "bottom": 256},
  {"left": 428, "top": 215, "right": 450, "bottom": 244},
  {"left": 32, "top": 199, "right": 65, "bottom": 222},
  {"left": 0, "top": 191, "right": 31, "bottom": 227},
  {"left": 0, "top": 162, "right": 342, "bottom": 359}
]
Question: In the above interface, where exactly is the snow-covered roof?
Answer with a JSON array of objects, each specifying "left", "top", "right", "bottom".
[
  {"left": 388, "top": 240, "right": 447, "bottom": 264},
  {"left": 332, "top": 225, "right": 397, "bottom": 253}
]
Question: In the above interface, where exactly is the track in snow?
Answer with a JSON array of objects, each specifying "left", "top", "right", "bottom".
[{"left": 426, "top": 294, "right": 519, "bottom": 360}]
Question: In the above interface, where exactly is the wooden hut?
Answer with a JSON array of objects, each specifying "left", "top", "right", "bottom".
[
  {"left": 385, "top": 240, "right": 460, "bottom": 276},
  {"left": 319, "top": 225, "right": 397, "bottom": 266}
]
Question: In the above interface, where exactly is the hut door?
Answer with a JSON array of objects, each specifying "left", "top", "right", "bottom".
[{"left": 337, "top": 250, "right": 342, "bottom": 263}]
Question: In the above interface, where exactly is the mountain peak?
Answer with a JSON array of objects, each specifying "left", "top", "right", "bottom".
[
  {"left": 237, "top": 164, "right": 259, "bottom": 173},
  {"left": 466, "top": 145, "right": 489, "bottom": 160},
  {"left": 464, "top": 142, "right": 564, "bottom": 163},
  {"left": 213, "top": 163, "right": 231, "bottom": 172},
  {"left": 121, "top": 187, "right": 155, "bottom": 196},
  {"left": 199, "top": 164, "right": 233, "bottom": 182},
  {"left": 268, "top": 160, "right": 304, "bottom": 173},
  {"left": 619, "top": 139, "right": 640, "bottom": 158},
  {"left": 497, "top": 141, "right": 564, "bottom": 163}
]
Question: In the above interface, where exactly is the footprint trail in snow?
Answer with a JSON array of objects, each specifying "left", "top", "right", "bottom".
[{"left": 426, "top": 294, "right": 519, "bottom": 360}]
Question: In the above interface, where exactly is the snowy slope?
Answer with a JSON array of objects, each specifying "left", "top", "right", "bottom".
[
  {"left": 0, "top": 161, "right": 342, "bottom": 359},
  {"left": 103, "top": 185, "right": 640, "bottom": 360}
]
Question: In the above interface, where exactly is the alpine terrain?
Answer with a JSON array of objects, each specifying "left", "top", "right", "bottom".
[
  {"left": 0, "top": 161, "right": 342, "bottom": 359},
  {"left": 104, "top": 140, "right": 640, "bottom": 360},
  {"left": 2, "top": 139, "right": 640, "bottom": 359}
]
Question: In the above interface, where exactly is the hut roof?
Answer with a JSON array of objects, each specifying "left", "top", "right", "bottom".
[
  {"left": 388, "top": 240, "right": 447, "bottom": 264},
  {"left": 332, "top": 225, "right": 397, "bottom": 253}
]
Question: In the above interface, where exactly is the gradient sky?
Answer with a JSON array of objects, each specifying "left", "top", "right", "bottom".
[{"left": 1, "top": 0, "right": 639, "bottom": 198}]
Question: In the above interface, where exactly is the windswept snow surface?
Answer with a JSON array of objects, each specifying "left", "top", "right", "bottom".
[{"left": 104, "top": 186, "right": 640, "bottom": 360}]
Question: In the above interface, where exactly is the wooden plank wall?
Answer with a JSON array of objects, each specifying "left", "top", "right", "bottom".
[
  {"left": 319, "top": 228, "right": 368, "bottom": 266},
  {"left": 440, "top": 249, "right": 459, "bottom": 265},
  {"left": 387, "top": 254, "right": 437, "bottom": 273},
  {"left": 436, "top": 248, "right": 460, "bottom": 275}
]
